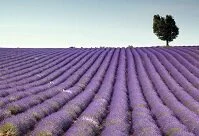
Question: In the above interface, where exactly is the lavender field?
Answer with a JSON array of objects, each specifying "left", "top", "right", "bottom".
[{"left": 0, "top": 46, "right": 198, "bottom": 136}]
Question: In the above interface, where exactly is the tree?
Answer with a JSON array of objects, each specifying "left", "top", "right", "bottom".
[{"left": 153, "top": 14, "right": 179, "bottom": 46}]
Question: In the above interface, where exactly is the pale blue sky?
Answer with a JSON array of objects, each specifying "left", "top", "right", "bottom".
[{"left": 0, "top": 0, "right": 198, "bottom": 48}]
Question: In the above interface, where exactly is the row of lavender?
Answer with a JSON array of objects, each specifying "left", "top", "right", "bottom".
[{"left": 0, "top": 46, "right": 198, "bottom": 136}]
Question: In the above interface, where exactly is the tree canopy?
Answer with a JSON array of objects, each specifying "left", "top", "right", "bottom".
[{"left": 153, "top": 15, "right": 179, "bottom": 46}]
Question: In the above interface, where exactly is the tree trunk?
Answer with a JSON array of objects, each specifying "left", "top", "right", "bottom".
[{"left": 166, "top": 40, "right": 169, "bottom": 47}]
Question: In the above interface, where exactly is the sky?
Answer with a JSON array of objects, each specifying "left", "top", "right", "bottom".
[{"left": 0, "top": 0, "right": 198, "bottom": 48}]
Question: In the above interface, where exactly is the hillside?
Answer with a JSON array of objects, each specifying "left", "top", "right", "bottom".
[{"left": 0, "top": 46, "right": 198, "bottom": 136}]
